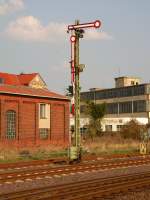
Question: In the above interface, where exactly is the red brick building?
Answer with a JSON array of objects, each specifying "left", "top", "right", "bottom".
[{"left": 0, "top": 72, "right": 70, "bottom": 148}]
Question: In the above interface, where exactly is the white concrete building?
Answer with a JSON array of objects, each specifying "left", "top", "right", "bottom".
[{"left": 80, "top": 76, "right": 150, "bottom": 132}]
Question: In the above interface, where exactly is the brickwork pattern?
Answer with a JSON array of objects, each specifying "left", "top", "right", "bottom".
[{"left": 0, "top": 94, "right": 69, "bottom": 148}]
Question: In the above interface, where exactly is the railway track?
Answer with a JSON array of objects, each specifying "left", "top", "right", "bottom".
[
  {"left": 0, "top": 155, "right": 150, "bottom": 185},
  {"left": 0, "top": 153, "right": 143, "bottom": 171},
  {"left": 1, "top": 170, "right": 150, "bottom": 199},
  {"left": 0, "top": 157, "right": 67, "bottom": 170}
]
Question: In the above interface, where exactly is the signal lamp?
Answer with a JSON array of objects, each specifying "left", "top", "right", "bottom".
[
  {"left": 70, "top": 35, "right": 76, "bottom": 43},
  {"left": 94, "top": 20, "right": 101, "bottom": 28}
]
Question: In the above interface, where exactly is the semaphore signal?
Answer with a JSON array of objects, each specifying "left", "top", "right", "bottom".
[
  {"left": 68, "top": 19, "right": 101, "bottom": 162},
  {"left": 68, "top": 20, "right": 101, "bottom": 31}
]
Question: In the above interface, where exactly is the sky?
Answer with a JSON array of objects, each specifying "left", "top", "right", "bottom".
[{"left": 0, "top": 0, "right": 150, "bottom": 94}]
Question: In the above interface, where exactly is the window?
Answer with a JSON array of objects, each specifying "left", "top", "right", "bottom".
[
  {"left": 105, "top": 125, "right": 112, "bottom": 132},
  {"left": 133, "top": 100, "right": 146, "bottom": 112},
  {"left": 133, "top": 85, "right": 145, "bottom": 96},
  {"left": 80, "top": 92, "right": 94, "bottom": 101},
  {"left": 40, "top": 104, "right": 46, "bottom": 119},
  {"left": 6, "top": 110, "right": 16, "bottom": 139},
  {"left": 81, "top": 84, "right": 146, "bottom": 101},
  {"left": 39, "top": 128, "right": 49, "bottom": 139},
  {"left": 0, "top": 78, "right": 4, "bottom": 84},
  {"left": 131, "top": 81, "right": 135, "bottom": 85},
  {"left": 119, "top": 101, "right": 132, "bottom": 113},
  {"left": 80, "top": 105, "right": 87, "bottom": 113},
  {"left": 117, "top": 125, "right": 123, "bottom": 132},
  {"left": 106, "top": 103, "right": 118, "bottom": 114}
]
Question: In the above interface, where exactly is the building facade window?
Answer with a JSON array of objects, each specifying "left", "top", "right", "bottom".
[
  {"left": 133, "top": 100, "right": 146, "bottom": 112},
  {"left": 132, "top": 85, "right": 145, "bottom": 96},
  {"left": 81, "top": 100, "right": 146, "bottom": 115},
  {"left": 40, "top": 104, "right": 46, "bottom": 119},
  {"left": 105, "top": 125, "right": 112, "bottom": 132},
  {"left": 39, "top": 128, "right": 49, "bottom": 139},
  {"left": 6, "top": 110, "right": 16, "bottom": 139},
  {"left": 119, "top": 101, "right": 132, "bottom": 113},
  {"left": 106, "top": 103, "right": 118, "bottom": 114},
  {"left": 80, "top": 105, "right": 87, "bottom": 113},
  {"left": 80, "top": 84, "right": 145, "bottom": 101},
  {"left": 117, "top": 125, "right": 123, "bottom": 132},
  {"left": 81, "top": 91, "right": 96, "bottom": 101}
]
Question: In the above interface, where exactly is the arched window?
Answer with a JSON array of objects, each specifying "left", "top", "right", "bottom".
[{"left": 6, "top": 110, "right": 16, "bottom": 139}]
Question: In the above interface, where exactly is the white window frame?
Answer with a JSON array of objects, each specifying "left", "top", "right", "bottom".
[
  {"left": 39, "top": 128, "right": 49, "bottom": 139},
  {"left": 40, "top": 103, "right": 47, "bottom": 119},
  {"left": 6, "top": 110, "right": 16, "bottom": 139}
]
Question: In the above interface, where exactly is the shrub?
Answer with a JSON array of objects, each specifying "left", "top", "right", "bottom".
[
  {"left": 120, "top": 119, "right": 146, "bottom": 140},
  {"left": 83, "top": 101, "right": 106, "bottom": 138}
]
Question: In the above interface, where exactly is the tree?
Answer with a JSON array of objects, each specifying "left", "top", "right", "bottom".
[{"left": 83, "top": 101, "right": 106, "bottom": 138}]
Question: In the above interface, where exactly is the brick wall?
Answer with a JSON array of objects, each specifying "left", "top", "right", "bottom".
[
  {"left": 0, "top": 94, "right": 69, "bottom": 148},
  {"left": 51, "top": 104, "right": 65, "bottom": 142},
  {"left": 20, "top": 101, "right": 36, "bottom": 146}
]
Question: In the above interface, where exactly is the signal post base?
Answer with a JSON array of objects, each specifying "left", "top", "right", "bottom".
[{"left": 68, "top": 146, "right": 82, "bottom": 163}]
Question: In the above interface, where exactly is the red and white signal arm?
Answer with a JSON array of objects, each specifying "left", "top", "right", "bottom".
[{"left": 68, "top": 20, "right": 101, "bottom": 31}]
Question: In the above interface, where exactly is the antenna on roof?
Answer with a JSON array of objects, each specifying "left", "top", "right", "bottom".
[{"left": 118, "top": 67, "right": 121, "bottom": 77}]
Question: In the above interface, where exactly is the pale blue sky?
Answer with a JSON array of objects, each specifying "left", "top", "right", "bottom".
[{"left": 0, "top": 0, "right": 150, "bottom": 93}]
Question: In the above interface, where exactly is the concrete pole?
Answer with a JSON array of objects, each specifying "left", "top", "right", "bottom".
[{"left": 74, "top": 20, "right": 81, "bottom": 160}]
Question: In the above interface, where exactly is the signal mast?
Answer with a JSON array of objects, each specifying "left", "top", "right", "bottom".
[{"left": 67, "top": 20, "right": 101, "bottom": 162}]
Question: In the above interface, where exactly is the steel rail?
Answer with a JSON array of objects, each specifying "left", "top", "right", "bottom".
[
  {"left": 0, "top": 157, "right": 67, "bottom": 170},
  {"left": 0, "top": 156, "right": 150, "bottom": 184},
  {"left": 0, "top": 156, "right": 150, "bottom": 183},
  {"left": 0, "top": 153, "right": 145, "bottom": 170},
  {"left": 1, "top": 171, "right": 150, "bottom": 200}
]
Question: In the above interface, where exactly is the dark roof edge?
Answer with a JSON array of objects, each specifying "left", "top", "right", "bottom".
[
  {"left": 0, "top": 91, "right": 70, "bottom": 101},
  {"left": 81, "top": 83, "right": 149, "bottom": 93}
]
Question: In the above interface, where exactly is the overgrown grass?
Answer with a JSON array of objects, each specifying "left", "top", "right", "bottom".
[
  {"left": 0, "top": 133, "right": 148, "bottom": 163},
  {"left": 82, "top": 134, "right": 141, "bottom": 156},
  {"left": 0, "top": 145, "right": 68, "bottom": 163}
]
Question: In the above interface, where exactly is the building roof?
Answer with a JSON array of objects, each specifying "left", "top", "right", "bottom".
[
  {"left": 81, "top": 83, "right": 147, "bottom": 93},
  {"left": 0, "top": 84, "right": 69, "bottom": 100},
  {"left": 0, "top": 72, "right": 68, "bottom": 100},
  {"left": 17, "top": 73, "right": 38, "bottom": 85},
  {"left": 0, "top": 72, "right": 38, "bottom": 86},
  {"left": 115, "top": 76, "right": 140, "bottom": 80},
  {"left": 0, "top": 72, "right": 20, "bottom": 85}
]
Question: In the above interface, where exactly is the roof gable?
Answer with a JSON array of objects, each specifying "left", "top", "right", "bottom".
[
  {"left": 0, "top": 72, "right": 47, "bottom": 88},
  {"left": 17, "top": 73, "right": 38, "bottom": 85},
  {"left": 0, "top": 72, "right": 67, "bottom": 100},
  {"left": 29, "top": 74, "right": 47, "bottom": 89}
]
